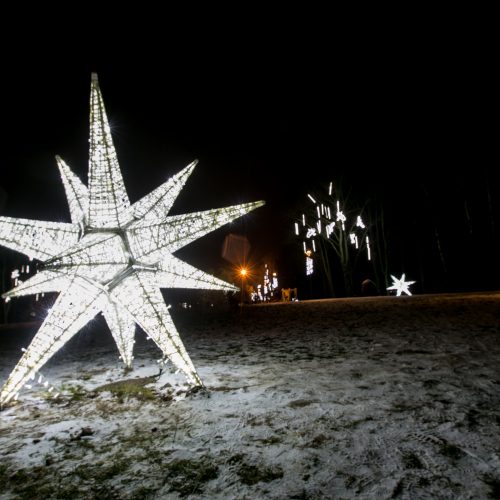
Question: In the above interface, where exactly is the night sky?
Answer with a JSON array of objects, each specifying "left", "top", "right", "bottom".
[{"left": 0, "top": 24, "right": 497, "bottom": 297}]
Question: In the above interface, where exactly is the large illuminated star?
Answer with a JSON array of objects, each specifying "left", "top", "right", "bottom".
[
  {"left": 0, "top": 73, "right": 264, "bottom": 405},
  {"left": 387, "top": 274, "right": 415, "bottom": 296}
]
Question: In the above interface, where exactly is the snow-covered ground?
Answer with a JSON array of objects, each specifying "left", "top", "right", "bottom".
[{"left": 0, "top": 292, "right": 499, "bottom": 499}]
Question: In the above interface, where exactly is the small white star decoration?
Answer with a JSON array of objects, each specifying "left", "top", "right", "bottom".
[
  {"left": 387, "top": 274, "right": 415, "bottom": 296},
  {"left": 0, "top": 74, "right": 264, "bottom": 405}
]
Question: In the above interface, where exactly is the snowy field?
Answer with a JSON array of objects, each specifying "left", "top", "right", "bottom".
[{"left": 0, "top": 292, "right": 499, "bottom": 499}]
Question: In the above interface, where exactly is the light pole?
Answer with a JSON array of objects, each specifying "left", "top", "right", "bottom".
[{"left": 239, "top": 267, "right": 247, "bottom": 307}]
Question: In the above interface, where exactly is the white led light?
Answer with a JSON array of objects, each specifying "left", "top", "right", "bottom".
[
  {"left": 0, "top": 73, "right": 265, "bottom": 406},
  {"left": 336, "top": 210, "right": 346, "bottom": 225},
  {"left": 306, "top": 228, "right": 317, "bottom": 239},
  {"left": 306, "top": 257, "right": 314, "bottom": 276}
]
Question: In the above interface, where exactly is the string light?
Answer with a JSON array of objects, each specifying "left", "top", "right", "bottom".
[{"left": 0, "top": 73, "right": 264, "bottom": 406}]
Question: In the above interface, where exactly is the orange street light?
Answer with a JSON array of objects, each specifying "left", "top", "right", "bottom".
[{"left": 239, "top": 267, "right": 247, "bottom": 306}]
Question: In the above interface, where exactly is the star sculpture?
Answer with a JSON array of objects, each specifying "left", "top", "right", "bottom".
[
  {"left": 0, "top": 73, "right": 264, "bottom": 406},
  {"left": 387, "top": 274, "right": 415, "bottom": 296}
]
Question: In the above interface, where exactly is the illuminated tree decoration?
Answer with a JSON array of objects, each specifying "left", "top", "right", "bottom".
[
  {"left": 295, "top": 182, "right": 371, "bottom": 296},
  {"left": 387, "top": 274, "right": 415, "bottom": 296},
  {"left": 0, "top": 73, "right": 264, "bottom": 406}
]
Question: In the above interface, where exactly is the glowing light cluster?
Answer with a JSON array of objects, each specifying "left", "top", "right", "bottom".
[
  {"left": 387, "top": 274, "right": 415, "bottom": 296},
  {"left": 296, "top": 182, "right": 371, "bottom": 276},
  {"left": 0, "top": 73, "right": 264, "bottom": 406},
  {"left": 247, "top": 264, "right": 279, "bottom": 303}
]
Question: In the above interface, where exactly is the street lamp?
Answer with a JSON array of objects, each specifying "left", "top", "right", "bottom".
[{"left": 239, "top": 267, "right": 247, "bottom": 306}]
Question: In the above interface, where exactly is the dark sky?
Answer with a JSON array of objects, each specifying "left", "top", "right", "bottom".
[{"left": 0, "top": 23, "right": 497, "bottom": 295}]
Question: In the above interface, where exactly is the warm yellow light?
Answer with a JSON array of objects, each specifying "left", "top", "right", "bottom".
[{"left": 240, "top": 268, "right": 248, "bottom": 277}]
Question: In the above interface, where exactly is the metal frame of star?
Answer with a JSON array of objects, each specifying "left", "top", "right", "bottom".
[{"left": 0, "top": 74, "right": 264, "bottom": 406}]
